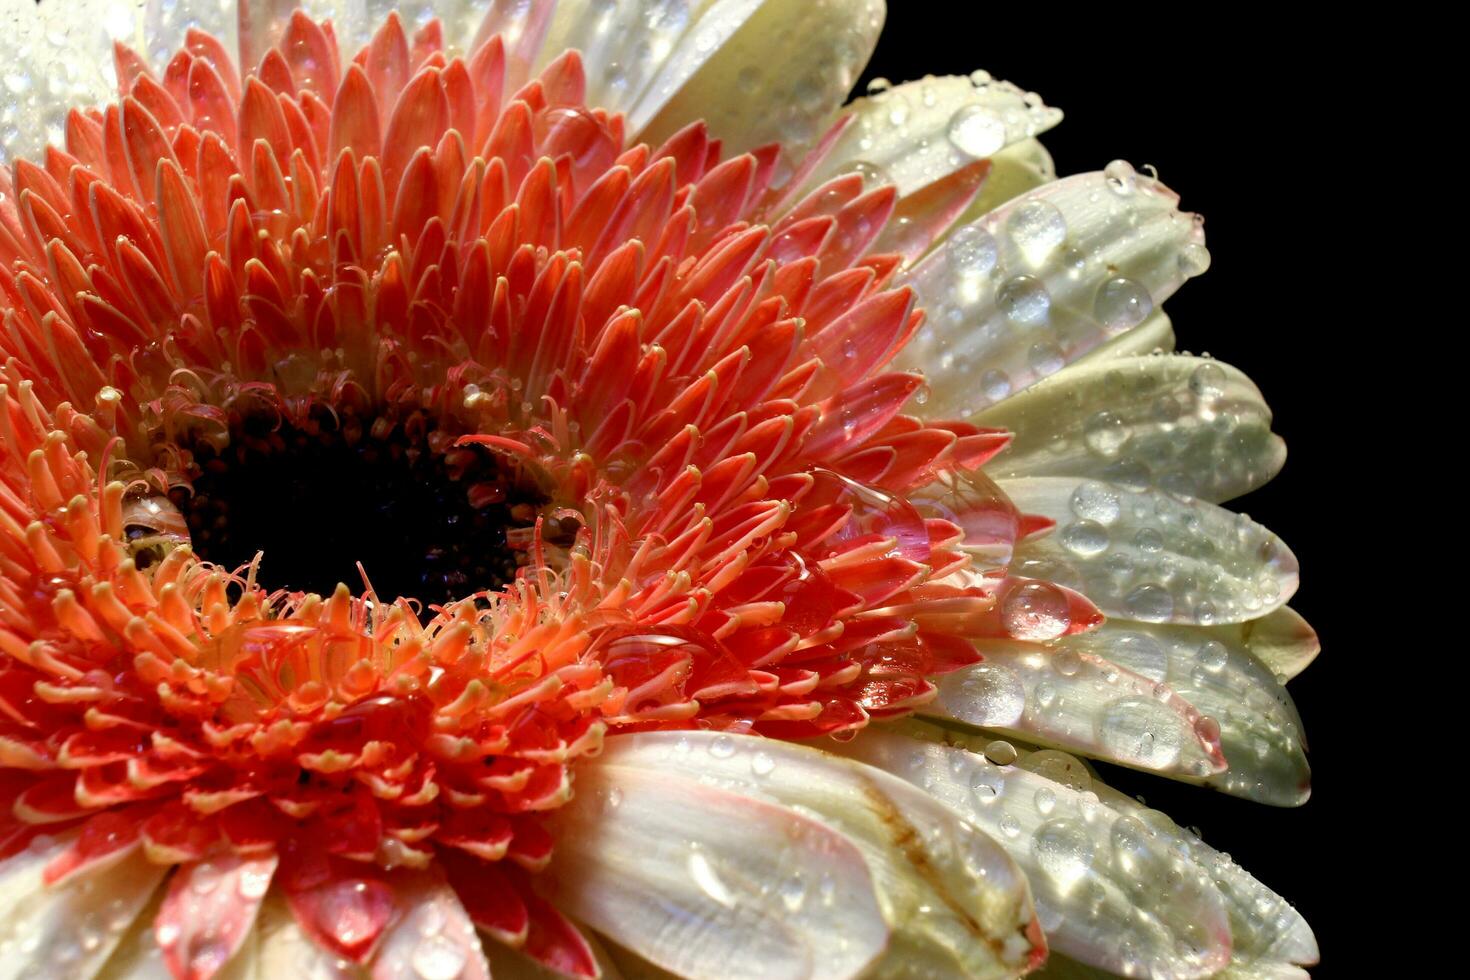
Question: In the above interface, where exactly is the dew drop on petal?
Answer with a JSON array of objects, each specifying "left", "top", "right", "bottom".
[
  {"left": 980, "top": 369, "right": 1012, "bottom": 402},
  {"left": 1005, "top": 200, "right": 1067, "bottom": 265},
  {"left": 946, "top": 224, "right": 998, "bottom": 276},
  {"left": 1103, "top": 159, "right": 1137, "bottom": 195},
  {"left": 983, "top": 739, "right": 1018, "bottom": 765},
  {"left": 1098, "top": 696, "right": 1185, "bottom": 768},
  {"left": 1093, "top": 277, "right": 1153, "bottom": 333},
  {"left": 1189, "top": 362, "right": 1226, "bottom": 400},
  {"left": 947, "top": 104, "right": 1007, "bottom": 158},
  {"left": 1052, "top": 649, "right": 1082, "bottom": 677},
  {"left": 237, "top": 866, "right": 272, "bottom": 900},
  {"left": 1082, "top": 410, "right": 1129, "bottom": 457},
  {"left": 999, "top": 275, "right": 1050, "bottom": 324},
  {"left": 1032, "top": 818, "right": 1095, "bottom": 888},
  {"left": 1179, "top": 241, "right": 1212, "bottom": 277},
  {"left": 955, "top": 664, "right": 1026, "bottom": 726},
  {"left": 411, "top": 934, "right": 468, "bottom": 980},
  {"left": 1001, "top": 582, "right": 1070, "bottom": 640},
  {"left": 1061, "top": 520, "right": 1108, "bottom": 557},
  {"left": 1070, "top": 478, "right": 1123, "bottom": 525},
  {"left": 1124, "top": 583, "right": 1174, "bottom": 622}
]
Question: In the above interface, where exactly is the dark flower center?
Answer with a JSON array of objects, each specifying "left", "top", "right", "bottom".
[{"left": 163, "top": 406, "right": 558, "bottom": 605}]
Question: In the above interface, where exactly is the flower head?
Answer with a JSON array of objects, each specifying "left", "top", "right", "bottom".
[{"left": 0, "top": 2, "right": 1317, "bottom": 979}]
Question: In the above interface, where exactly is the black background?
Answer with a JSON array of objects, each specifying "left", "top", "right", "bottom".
[{"left": 858, "top": 9, "right": 1360, "bottom": 973}]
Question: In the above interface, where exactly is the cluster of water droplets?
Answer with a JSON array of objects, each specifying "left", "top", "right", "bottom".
[
  {"left": 0, "top": 831, "right": 162, "bottom": 979},
  {"left": 817, "top": 70, "right": 1061, "bottom": 196},
  {"left": 0, "top": 0, "right": 147, "bottom": 162},
  {"left": 982, "top": 354, "right": 1284, "bottom": 505},
  {"left": 1007, "top": 477, "right": 1296, "bottom": 629},
  {"left": 896, "top": 163, "right": 1209, "bottom": 420},
  {"left": 862, "top": 732, "right": 1231, "bottom": 978},
  {"left": 938, "top": 636, "right": 1224, "bottom": 779},
  {"left": 1061, "top": 621, "right": 1309, "bottom": 804}
]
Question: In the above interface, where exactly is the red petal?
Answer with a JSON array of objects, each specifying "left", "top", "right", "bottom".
[{"left": 156, "top": 853, "right": 278, "bottom": 980}]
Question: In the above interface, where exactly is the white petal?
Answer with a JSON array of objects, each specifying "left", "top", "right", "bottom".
[
  {"left": 0, "top": 832, "right": 168, "bottom": 980},
  {"left": 835, "top": 727, "right": 1233, "bottom": 979},
  {"left": 634, "top": 0, "right": 884, "bottom": 156},
  {"left": 1058, "top": 619, "right": 1310, "bottom": 805},
  {"left": 931, "top": 643, "right": 1228, "bottom": 780},
  {"left": 977, "top": 354, "right": 1285, "bottom": 504},
  {"left": 966, "top": 138, "right": 1058, "bottom": 221},
  {"left": 323, "top": 1, "right": 489, "bottom": 59},
  {"left": 1087, "top": 784, "right": 1318, "bottom": 976},
  {"left": 1071, "top": 310, "right": 1176, "bottom": 363},
  {"left": 542, "top": 754, "right": 887, "bottom": 980},
  {"left": 895, "top": 166, "right": 1209, "bottom": 417},
  {"left": 369, "top": 873, "right": 489, "bottom": 980},
  {"left": 253, "top": 892, "right": 360, "bottom": 978},
  {"left": 1000, "top": 476, "right": 1299, "bottom": 625},
  {"left": 1232, "top": 607, "right": 1319, "bottom": 682},
  {"left": 535, "top": 0, "right": 744, "bottom": 121},
  {"left": 141, "top": 0, "right": 238, "bottom": 66},
  {"left": 0, "top": 0, "right": 143, "bottom": 164},
  {"left": 802, "top": 73, "right": 1061, "bottom": 196},
  {"left": 594, "top": 731, "right": 1042, "bottom": 978}
]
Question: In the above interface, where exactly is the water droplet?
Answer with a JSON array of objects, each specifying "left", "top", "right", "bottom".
[
  {"left": 1124, "top": 583, "right": 1175, "bottom": 622},
  {"left": 999, "top": 275, "right": 1050, "bottom": 324},
  {"left": 1033, "top": 818, "right": 1095, "bottom": 887},
  {"left": 1070, "top": 482, "right": 1122, "bottom": 524},
  {"left": 1001, "top": 582, "right": 1070, "bottom": 640},
  {"left": 778, "top": 873, "right": 808, "bottom": 912},
  {"left": 1052, "top": 649, "right": 1082, "bottom": 677},
  {"left": 188, "top": 938, "right": 232, "bottom": 979},
  {"left": 1035, "top": 787, "right": 1057, "bottom": 815},
  {"left": 1061, "top": 520, "right": 1108, "bottom": 557},
  {"left": 1098, "top": 696, "right": 1185, "bottom": 768},
  {"left": 970, "top": 766, "right": 1004, "bottom": 801},
  {"left": 1196, "top": 640, "right": 1228, "bottom": 672},
  {"left": 1178, "top": 241, "right": 1212, "bottom": 277},
  {"left": 237, "top": 865, "right": 272, "bottom": 900},
  {"left": 1103, "top": 159, "right": 1137, "bottom": 195},
  {"left": 708, "top": 734, "right": 736, "bottom": 759},
  {"left": 1083, "top": 410, "right": 1130, "bottom": 457},
  {"left": 983, "top": 739, "right": 1018, "bottom": 765},
  {"left": 1028, "top": 341, "right": 1065, "bottom": 376},
  {"left": 1194, "top": 715, "right": 1222, "bottom": 744},
  {"left": 1022, "top": 750, "right": 1092, "bottom": 791},
  {"left": 1093, "top": 277, "right": 1153, "bottom": 333},
  {"left": 750, "top": 751, "right": 776, "bottom": 776},
  {"left": 1189, "top": 363, "right": 1226, "bottom": 400},
  {"left": 952, "top": 664, "right": 1026, "bottom": 726},
  {"left": 1006, "top": 200, "right": 1066, "bottom": 265},
  {"left": 412, "top": 934, "right": 467, "bottom": 980},
  {"left": 1133, "top": 527, "right": 1164, "bottom": 552},
  {"left": 946, "top": 224, "right": 998, "bottom": 276},
  {"left": 947, "top": 104, "right": 1007, "bottom": 158},
  {"left": 980, "top": 369, "right": 1011, "bottom": 402},
  {"left": 190, "top": 863, "right": 222, "bottom": 895}
]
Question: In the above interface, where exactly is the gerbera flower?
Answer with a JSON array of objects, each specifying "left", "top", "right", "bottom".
[{"left": 0, "top": 1, "right": 1319, "bottom": 977}]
